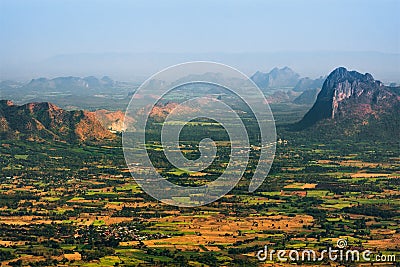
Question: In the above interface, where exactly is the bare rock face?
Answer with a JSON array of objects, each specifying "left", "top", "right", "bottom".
[
  {"left": 94, "top": 109, "right": 135, "bottom": 132},
  {"left": 298, "top": 67, "right": 400, "bottom": 128}
]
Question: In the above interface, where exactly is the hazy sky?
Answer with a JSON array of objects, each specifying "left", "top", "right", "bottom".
[{"left": 0, "top": 0, "right": 399, "bottom": 80}]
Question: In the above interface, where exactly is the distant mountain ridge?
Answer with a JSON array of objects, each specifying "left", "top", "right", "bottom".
[
  {"left": 296, "top": 67, "right": 400, "bottom": 137},
  {"left": 24, "top": 76, "right": 115, "bottom": 93},
  {"left": 250, "top": 67, "right": 300, "bottom": 89},
  {"left": 293, "top": 76, "right": 325, "bottom": 92},
  {"left": 0, "top": 70, "right": 329, "bottom": 109},
  {"left": 0, "top": 75, "right": 136, "bottom": 111}
]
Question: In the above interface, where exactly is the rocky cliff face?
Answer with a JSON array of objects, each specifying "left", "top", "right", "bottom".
[
  {"left": 298, "top": 67, "right": 400, "bottom": 128},
  {"left": 0, "top": 100, "right": 115, "bottom": 142}
]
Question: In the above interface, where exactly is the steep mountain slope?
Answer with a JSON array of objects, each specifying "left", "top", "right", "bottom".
[
  {"left": 0, "top": 100, "right": 115, "bottom": 143},
  {"left": 296, "top": 67, "right": 400, "bottom": 138}
]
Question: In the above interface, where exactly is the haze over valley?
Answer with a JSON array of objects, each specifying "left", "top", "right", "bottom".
[{"left": 1, "top": 1, "right": 399, "bottom": 266}]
